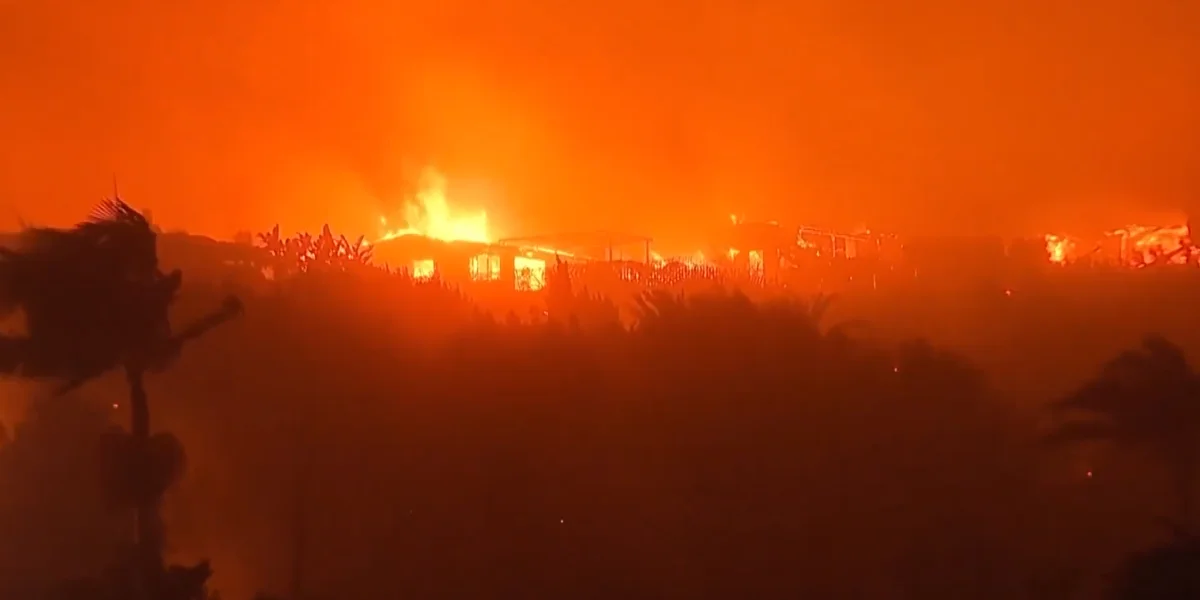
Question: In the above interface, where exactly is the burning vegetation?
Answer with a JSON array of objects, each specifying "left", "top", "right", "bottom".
[{"left": 246, "top": 169, "right": 1199, "bottom": 296}]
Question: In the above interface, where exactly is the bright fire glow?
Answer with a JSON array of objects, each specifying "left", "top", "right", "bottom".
[
  {"left": 379, "top": 168, "right": 491, "bottom": 243},
  {"left": 1046, "top": 223, "right": 1195, "bottom": 266},
  {"left": 1110, "top": 224, "right": 1191, "bottom": 266},
  {"left": 748, "top": 250, "right": 764, "bottom": 273},
  {"left": 651, "top": 250, "right": 713, "bottom": 268},
  {"left": 411, "top": 259, "right": 436, "bottom": 280},
  {"left": 470, "top": 253, "right": 501, "bottom": 281},
  {"left": 514, "top": 255, "right": 546, "bottom": 291},
  {"left": 1045, "top": 234, "right": 1075, "bottom": 264}
]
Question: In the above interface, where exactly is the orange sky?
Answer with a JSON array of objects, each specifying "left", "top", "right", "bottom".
[{"left": 1, "top": 0, "right": 1197, "bottom": 244}]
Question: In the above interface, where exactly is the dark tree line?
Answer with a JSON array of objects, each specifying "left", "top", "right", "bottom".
[{"left": 0, "top": 210, "right": 1197, "bottom": 598}]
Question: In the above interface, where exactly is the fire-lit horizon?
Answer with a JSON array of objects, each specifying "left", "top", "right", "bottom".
[
  {"left": 260, "top": 165, "right": 1200, "bottom": 273},
  {"left": 2, "top": 0, "right": 1198, "bottom": 242},
  {"left": 6, "top": 3, "right": 1200, "bottom": 599}
]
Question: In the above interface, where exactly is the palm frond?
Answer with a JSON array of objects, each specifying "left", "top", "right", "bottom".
[
  {"left": 809, "top": 292, "right": 836, "bottom": 323},
  {"left": 87, "top": 198, "right": 150, "bottom": 228},
  {"left": 826, "top": 318, "right": 870, "bottom": 339},
  {"left": 1053, "top": 378, "right": 1125, "bottom": 414},
  {"left": 1043, "top": 419, "right": 1120, "bottom": 446},
  {"left": 1099, "top": 335, "right": 1193, "bottom": 386},
  {"left": 1154, "top": 515, "right": 1198, "bottom": 541},
  {"left": 1144, "top": 335, "right": 1190, "bottom": 368}
]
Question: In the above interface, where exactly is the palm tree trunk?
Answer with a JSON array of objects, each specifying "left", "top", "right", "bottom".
[
  {"left": 1178, "top": 457, "right": 1196, "bottom": 534},
  {"left": 127, "top": 365, "right": 164, "bottom": 595},
  {"left": 290, "top": 450, "right": 313, "bottom": 600}
]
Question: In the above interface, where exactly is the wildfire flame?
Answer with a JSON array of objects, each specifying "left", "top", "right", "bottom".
[
  {"left": 378, "top": 168, "right": 491, "bottom": 244},
  {"left": 1045, "top": 223, "right": 1194, "bottom": 266},
  {"left": 1109, "top": 224, "right": 1191, "bottom": 266},
  {"left": 1045, "top": 234, "right": 1075, "bottom": 264},
  {"left": 651, "top": 250, "right": 713, "bottom": 269}
]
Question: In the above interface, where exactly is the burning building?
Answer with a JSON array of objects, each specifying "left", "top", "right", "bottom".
[{"left": 1043, "top": 222, "right": 1195, "bottom": 267}]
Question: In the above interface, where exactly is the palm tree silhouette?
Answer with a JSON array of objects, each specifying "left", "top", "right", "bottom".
[
  {"left": 0, "top": 199, "right": 243, "bottom": 598},
  {"left": 1048, "top": 335, "right": 1200, "bottom": 532}
]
